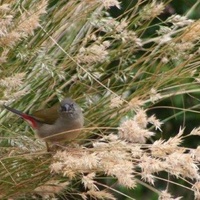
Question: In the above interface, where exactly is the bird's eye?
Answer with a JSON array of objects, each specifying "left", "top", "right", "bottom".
[{"left": 61, "top": 103, "right": 74, "bottom": 112}]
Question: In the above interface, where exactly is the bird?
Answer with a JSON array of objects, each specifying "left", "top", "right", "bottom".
[{"left": 4, "top": 98, "right": 84, "bottom": 150}]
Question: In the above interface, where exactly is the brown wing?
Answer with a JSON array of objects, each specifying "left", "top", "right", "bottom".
[{"left": 32, "top": 103, "right": 60, "bottom": 124}]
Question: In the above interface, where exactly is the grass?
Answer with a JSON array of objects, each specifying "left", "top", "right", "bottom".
[{"left": 0, "top": 0, "right": 200, "bottom": 199}]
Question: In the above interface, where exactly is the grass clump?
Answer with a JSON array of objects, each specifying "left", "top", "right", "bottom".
[{"left": 1, "top": 0, "right": 200, "bottom": 199}]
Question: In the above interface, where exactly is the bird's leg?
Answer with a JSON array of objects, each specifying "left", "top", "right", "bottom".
[
  {"left": 47, "top": 142, "right": 63, "bottom": 151},
  {"left": 45, "top": 142, "right": 50, "bottom": 152}
]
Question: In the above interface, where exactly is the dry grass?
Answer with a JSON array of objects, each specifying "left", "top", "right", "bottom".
[{"left": 0, "top": 0, "right": 200, "bottom": 199}]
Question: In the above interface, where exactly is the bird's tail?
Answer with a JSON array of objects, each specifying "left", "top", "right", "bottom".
[{"left": 4, "top": 105, "right": 39, "bottom": 129}]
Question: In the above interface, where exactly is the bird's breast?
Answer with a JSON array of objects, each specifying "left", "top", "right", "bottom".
[{"left": 36, "top": 116, "right": 83, "bottom": 143}]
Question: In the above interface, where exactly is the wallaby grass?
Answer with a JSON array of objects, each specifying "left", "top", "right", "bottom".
[{"left": 0, "top": 0, "right": 200, "bottom": 199}]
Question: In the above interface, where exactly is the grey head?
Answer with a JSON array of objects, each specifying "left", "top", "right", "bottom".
[{"left": 59, "top": 98, "right": 83, "bottom": 120}]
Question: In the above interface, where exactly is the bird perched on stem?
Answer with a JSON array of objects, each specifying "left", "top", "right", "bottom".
[{"left": 4, "top": 98, "right": 84, "bottom": 151}]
